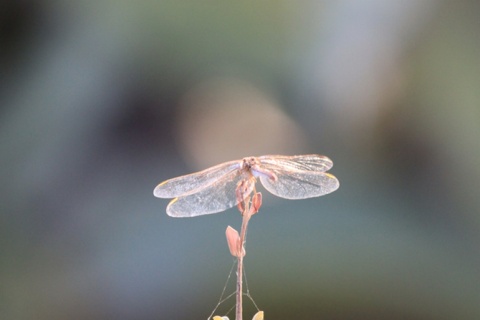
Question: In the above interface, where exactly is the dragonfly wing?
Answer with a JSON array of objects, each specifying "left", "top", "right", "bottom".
[
  {"left": 166, "top": 171, "right": 250, "bottom": 217},
  {"left": 259, "top": 171, "right": 339, "bottom": 200},
  {"left": 258, "top": 154, "right": 333, "bottom": 173},
  {"left": 154, "top": 160, "right": 242, "bottom": 198}
]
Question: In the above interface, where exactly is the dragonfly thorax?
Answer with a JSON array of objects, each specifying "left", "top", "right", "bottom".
[{"left": 243, "top": 157, "right": 278, "bottom": 181}]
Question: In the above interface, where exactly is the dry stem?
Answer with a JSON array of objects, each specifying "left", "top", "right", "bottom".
[{"left": 236, "top": 195, "right": 252, "bottom": 320}]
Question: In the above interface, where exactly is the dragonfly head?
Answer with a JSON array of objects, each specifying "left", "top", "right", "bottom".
[{"left": 242, "top": 157, "right": 258, "bottom": 170}]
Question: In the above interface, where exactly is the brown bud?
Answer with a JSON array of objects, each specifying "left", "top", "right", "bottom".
[{"left": 251, "top": 192, "right": 263, "bottom": 214}]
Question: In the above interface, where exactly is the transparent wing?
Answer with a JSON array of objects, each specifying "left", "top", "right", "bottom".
[
  {"left": 258, "top": 154, "right": 333, "bottom": 173},
  {"left": 154, "top": 160, "right": 242, "bottom": 198},
  {"left": 259, "top": 171, "right": 339, "bottom": 199},
  {"left": 166, "top": 171, "right": 251, "bottom": 217}
]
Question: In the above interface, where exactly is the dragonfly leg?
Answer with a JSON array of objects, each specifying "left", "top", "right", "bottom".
[{"left": 236, "top": 177, "right": 256, "bottom": 214}]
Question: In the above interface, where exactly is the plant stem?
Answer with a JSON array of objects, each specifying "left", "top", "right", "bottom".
[{"left": 236, "top": 197, "right": 252, "bottom": 320}]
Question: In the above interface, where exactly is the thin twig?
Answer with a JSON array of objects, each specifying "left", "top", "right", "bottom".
[
  {"left": 236, "top": 195, "right": 252, "bottom": 320},
  {"left": 243, "top": 265, "right": 260, "bottom": 312},
  {"left": 207, "top": 260, "right": 237, "bottom": 320}
]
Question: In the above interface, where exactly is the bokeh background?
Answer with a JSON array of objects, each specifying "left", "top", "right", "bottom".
[{"left": 2, "top": 1, "right": 480, "bottom": 319}]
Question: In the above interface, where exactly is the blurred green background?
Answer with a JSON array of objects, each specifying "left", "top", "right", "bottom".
[{"left": 2, "top": 1, "right": 480, "bottom": 319}]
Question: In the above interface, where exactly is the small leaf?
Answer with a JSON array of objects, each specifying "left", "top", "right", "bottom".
[
  {"left": 252, "top": 310, "right": 264, "bottom": 320},
  {"left": 225, "top": 226, "right": 245, "bottom": 257}
]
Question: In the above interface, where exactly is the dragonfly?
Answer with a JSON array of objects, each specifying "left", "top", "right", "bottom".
[{"left": 154, "top": 154, "right": 339, "bottom": 217}]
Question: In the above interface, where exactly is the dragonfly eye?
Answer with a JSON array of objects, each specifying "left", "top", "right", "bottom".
[{"left": 242, "top": 158, "right": 249, "bottom": 168}]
